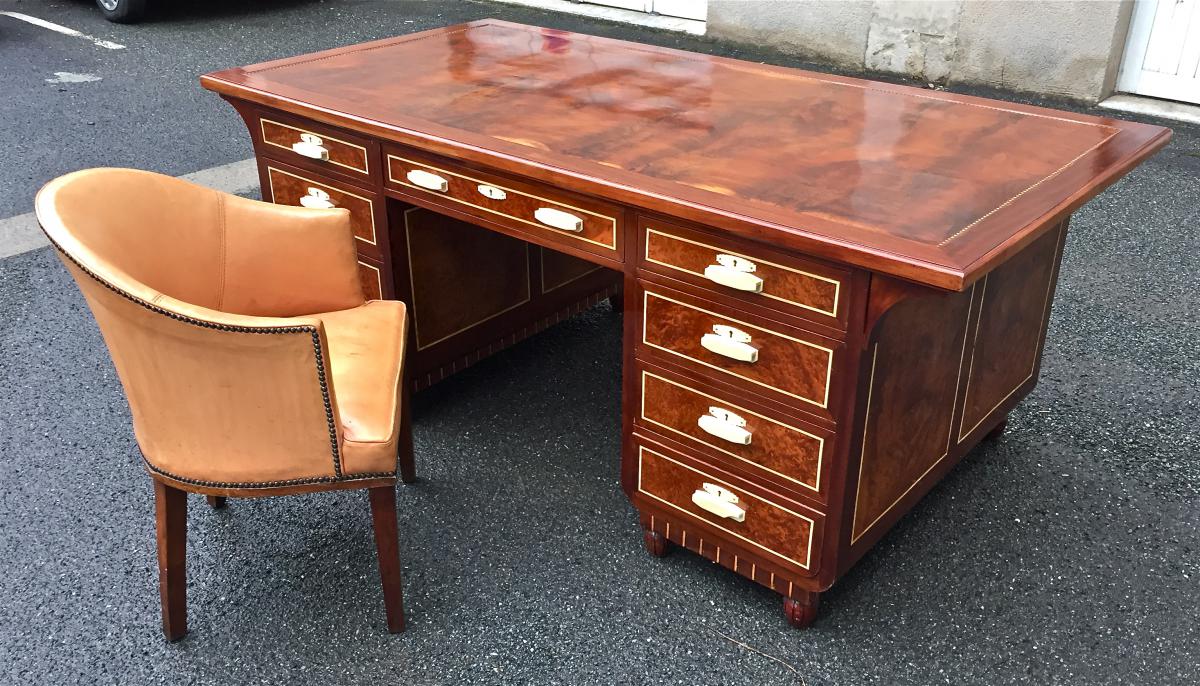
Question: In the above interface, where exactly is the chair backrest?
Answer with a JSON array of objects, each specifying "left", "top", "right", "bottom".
[{"left": 36, "top": 168, "right": 349, "bottom": 488}]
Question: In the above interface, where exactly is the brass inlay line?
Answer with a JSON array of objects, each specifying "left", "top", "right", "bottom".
[
  {"left": 957, "top": 223, "right": 1067, "bottom": 441},
  {"left": 638, "top": 371, "right": 825, "bottom": 493},
  {"left": 266, "top": 165, "right": 377, "bottom": 245},
  {"left": 636, "top": 446, "right": 816, "bottom": 570},
  {"left": 357, "top": 260, "right": 382, "bottom": 299},
  {"left": 641, "top": 290, "right": 836, "bottom": 409},
  {"left": 849, "top": 344, "right": 879, "bottom": 545},
  {"left": 387, "top": 154, "right": 618, "bottom": 251},
  {"left": 260, "top": 118, "right": 370, "bottom": 175},
  {"left": 851, "top": 282, "right": 977, "bottom": 543},
  {"left": 644, "top": 228, "right": 841, "bottom": 317},
  {"left": 935, "top": 137, "right": 1116, "bottom": 247},
  {"left": 403, "top": 208, "right": 532, "bottom": 351}
]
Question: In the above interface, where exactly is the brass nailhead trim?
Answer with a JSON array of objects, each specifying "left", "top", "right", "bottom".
[{"left": 143, "top": 457, "right": 392, "bottom": 489}]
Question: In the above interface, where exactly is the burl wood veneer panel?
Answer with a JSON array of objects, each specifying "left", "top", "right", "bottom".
[
  {"left": 638, "top": 368, "right": 828, "bottom": 499},
  {"left": 402, "top": 207, "right": 530, "bottom": 350},
  {"left": 851, "top": 287, "right": 974, "bottom": 543},
  {"left": 386, "top": 148, "right": 621, "bottom": 258},
  {"left": 640, "top": 286, "right": 840, "bottom": 417},
  {"left": 641, "top": 218, "right": 847, "bottom": 328},
  {"left": 358, "top": 259, "right": 384, "bottom": 301},
  {"left": 259, "top": 117, "right": 372, "bottom": 178},
  {"left": 636, "top": 444, "right": 819, "bottom": 574},
  {"left": 264, "top": 163, "right": 381, "bottom": 255},
  {"left": 957, "top": 223, "right": 1066, "bottom": 443}
]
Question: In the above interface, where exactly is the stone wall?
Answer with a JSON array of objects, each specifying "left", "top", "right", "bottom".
[{"left": 706, "top": 0, "right": 1135, "bottom": 102}]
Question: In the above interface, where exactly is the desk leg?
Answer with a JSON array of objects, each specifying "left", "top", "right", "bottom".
[
  {"left": 642, "top": 527, "right": 671, "bottom": 558},
  {"left": 783, "top": 592, "right": 820, "bottom": 629},
  {"left": 984, "top": 415, "right": 1009, "bottom": 441}
]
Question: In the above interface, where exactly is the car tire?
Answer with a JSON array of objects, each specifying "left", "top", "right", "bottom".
[{"left": 96, "top": 0, "right": 147, "bottom": 23}]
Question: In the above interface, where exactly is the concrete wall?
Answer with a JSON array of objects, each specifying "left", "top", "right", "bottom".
[{"left": 706, "top": 0, "right": 1135, "bottom": 103}]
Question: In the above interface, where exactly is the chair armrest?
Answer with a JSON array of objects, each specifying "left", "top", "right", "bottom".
[
  {"left": 218, "top": 193, "right": 366, "bottom": 317},
  {"left": 113, "top": 290, "right": 350, "bottom": 486}
]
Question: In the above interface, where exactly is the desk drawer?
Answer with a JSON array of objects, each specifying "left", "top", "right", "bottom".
[
  {"left": 637, "top": 366, "right": 829, "bottom": 501},
  {"left": 357, "top": 256, "right": 387, "bottom": 300},
  {"left": 641, "top": 217, "right": 848, "bottom": 330},
  {"left": 255, "top": 113, "right": 375, "bottom": 184},
  {"left": 264, "top": 163, "right": 385, "bottom": 260},
  {"left": 640, "top": 283, "right": 841, "bottom": 420},
  {"left": 385, "top": 147, "right": 621, "bottom": 260},
  {"left": 636, "top": 442, "right": 820, "bottom": 574}
]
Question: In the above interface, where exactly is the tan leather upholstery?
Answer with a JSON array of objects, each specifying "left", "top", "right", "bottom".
[{"left": 36, "top": 168, "right": 408, "bottom": 487}]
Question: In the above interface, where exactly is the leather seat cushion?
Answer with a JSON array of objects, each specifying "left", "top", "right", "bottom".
[{"left": 321, "top": 300, "right": 408, "bottom": 476}]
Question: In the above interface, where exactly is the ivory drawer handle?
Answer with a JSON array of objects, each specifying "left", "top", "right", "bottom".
[
  {"left": 697, "top": 407, "right": 752, "bottom": 445},
  {"left": 406, "top": 169, "right": 449, "bottom": 192},
  {"left": 704, "top": 254, "right": 763, "bottom": 293},
  {"left": 298, "top": 187, "right": 335, "bottom": 209},
  {"left": 691, "top": 483, "right": 746, "bottom": 522},
  {"left": 700, "top": 324, "right": 758, "bottom": 363},
  {"left": 534, "top": 207, "right": 584, "bottom": 232},
  {"left": 291, "top": 133, "right": 329, "bottom": 161}
]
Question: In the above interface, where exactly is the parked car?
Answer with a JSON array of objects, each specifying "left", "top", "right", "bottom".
[{"left": 96, "top": 0, "right": 146, "bottom": 23}]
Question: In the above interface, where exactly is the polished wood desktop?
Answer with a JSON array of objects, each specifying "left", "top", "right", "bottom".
[{"left": 201, "top": 20, "right": 1169, "bottom": 627}]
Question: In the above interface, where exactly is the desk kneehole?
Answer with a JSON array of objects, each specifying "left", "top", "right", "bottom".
[
  {"left": 384, "top": 150, "right": 620, "bottom": 257},
  {"left": 636, "top": 444, "right": 820, "bottom": 574}
]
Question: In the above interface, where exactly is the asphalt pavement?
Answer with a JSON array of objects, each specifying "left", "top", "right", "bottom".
[{"left": 1, "top": 1, "right": 1198, "bottom": 684}]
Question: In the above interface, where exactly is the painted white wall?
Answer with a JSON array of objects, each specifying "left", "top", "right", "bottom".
[{"left": 707, "top": 0, "right": 1136, "bottom": 103}]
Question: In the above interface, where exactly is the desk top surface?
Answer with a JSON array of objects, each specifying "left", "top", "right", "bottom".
[{"left": 201, "top": 20, "right": 1170, "bottom": 290}]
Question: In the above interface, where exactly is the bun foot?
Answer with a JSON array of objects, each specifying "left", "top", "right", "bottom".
[
  {"left": 984, "top": 417, "right": 1009, "bottom": 441},
  {"left": 642, "top": 529, "right": 671, "bottom": 558},
  {"left": 783, "top": 593, "right": 819, "bottom": 629}
]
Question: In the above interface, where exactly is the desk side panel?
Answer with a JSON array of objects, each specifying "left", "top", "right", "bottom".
[{"left": 840, "top": 220, "right": 1068, "bottom": 570}]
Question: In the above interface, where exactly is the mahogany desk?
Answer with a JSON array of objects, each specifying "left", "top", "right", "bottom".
[{"left": 201, "top": 20, "right": 1170, "bottom": 628}]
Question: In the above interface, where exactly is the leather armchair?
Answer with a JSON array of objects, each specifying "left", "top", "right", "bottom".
[{"left": 35, "top": 168, "right": 413, "bottom": 640}]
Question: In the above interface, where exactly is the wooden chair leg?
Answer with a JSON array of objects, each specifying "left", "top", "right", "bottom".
[
  {"left": 397, "top": 385, "right": 416, "bottom": 485},
  {"left": 368, "top": 486, "right": 406, "bottom": 633},
  {"left": 206, "top": 495, "right": 227, "bottom": 509},
  {"left": 154, "top": 480, "right": 188, "bottom": 641}
]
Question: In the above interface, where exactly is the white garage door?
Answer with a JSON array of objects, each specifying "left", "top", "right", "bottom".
[{"left": 1118, "top": 0, "right": 1200, "bottom": 104}]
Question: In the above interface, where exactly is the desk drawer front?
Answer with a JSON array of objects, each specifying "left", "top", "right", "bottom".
[
  {"left": 641, "top": 286, "right": 838, "bottom": 416},
  {"left": 637, "top": 444, "right": 818, "bottom": 573},
  {"left": 265, "top": 165, "right": 381, "bottom": 258},
  {"left": 385, "top": 149, "right": 620, "bottom": 257},
  {"left": 357, "top": 257, "right": 385, "bottom": 300},
  {"left": 639, "top": 369, "right": 827, "bottom": 498},
  {"left": 258, "top": 117, "right": 372, "bottom": 180},
  {"left": 643, "top": 220, "right": 847, "bottom": 328}
]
